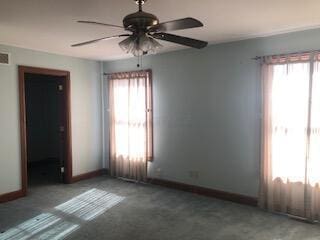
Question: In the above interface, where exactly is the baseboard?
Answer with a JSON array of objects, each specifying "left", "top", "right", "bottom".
[
  {"left": 148, "top": 178, "right": 258, "bottom": 207},
  {"left": 0, "top": 172, "right": 256, "bottom": 206},
  {"left": 71, "top": 169, "right": 108, "bottom": 183},
  {"left": 0, "top": 189, "right": 25, "bottom": 203}
]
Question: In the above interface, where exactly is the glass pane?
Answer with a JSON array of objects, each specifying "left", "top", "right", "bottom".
[
  {"left": 271, "top": 62, "right": 310, "bottom": 182},
  {"left": 112, "top": 78, "right": 147, "bottom": 159}
]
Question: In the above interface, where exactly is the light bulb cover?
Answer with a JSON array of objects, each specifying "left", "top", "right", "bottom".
[{"left": 118, "top": 34, "right": 162, "bottom": 56}]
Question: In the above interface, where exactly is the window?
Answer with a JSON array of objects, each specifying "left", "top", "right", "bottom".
[
  {"left": 260, "top": 53, "right": 320, "bottom": 220},
  {"left": 107, "top": 70, "right": 153, "bottom": 181}
]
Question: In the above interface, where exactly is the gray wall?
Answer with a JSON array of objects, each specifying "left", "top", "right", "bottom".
[
  {"left": 104, "top": 28, "right": 320, "bottom": 197},
  {"left": 0, "top": 44, "right": 102, "bottom": 195}
]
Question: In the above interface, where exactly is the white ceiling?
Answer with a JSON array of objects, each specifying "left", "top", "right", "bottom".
[{"left": 1, "top": 0, "right": 320, "bottom": 61}]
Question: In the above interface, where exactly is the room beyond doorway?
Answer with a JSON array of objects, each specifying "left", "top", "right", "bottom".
[{"left": 19, "top": 66, "right": 72, "bottom": 194}]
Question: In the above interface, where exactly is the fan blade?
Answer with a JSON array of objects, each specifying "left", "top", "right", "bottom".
[
  {"left": 149, "top": 17, "right": 203, "bottom": 32},
  {"left": 71, "top": 34, "right": 130, "bottom": 47},
  {"left": 77, "top": 20, "right": 124, "bottom": 29},
  {"left": 152, "top": 33, "right": 207, "bottom": 49}
]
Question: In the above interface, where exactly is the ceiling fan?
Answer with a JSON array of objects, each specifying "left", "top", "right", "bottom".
[{"left": 72, "top": 0, "right": 208, "bottom": 57}]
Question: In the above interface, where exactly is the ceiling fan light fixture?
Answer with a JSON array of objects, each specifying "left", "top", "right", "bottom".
[
  {"left": 119, "top": 36, "right": 142, "bottom": 56},
  {"left": 118, "top": 34, "right": 162, "bottom": 57},
  {"left": 119, "top": 36, "right": 135, "bottom": 52},
  {"left": 73, "top": 0, "right": 207, "bottom": 60},
  {"left": 147, "top": 37, "right": 163, "bottom": 54}
]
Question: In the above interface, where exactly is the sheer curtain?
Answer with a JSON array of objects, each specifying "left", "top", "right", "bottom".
[
  {"left": 260, "top": 53, "right": 320, "bottom": 221},
  {"left": 108, "top": 70, "right": 153, "bottom": 181}
]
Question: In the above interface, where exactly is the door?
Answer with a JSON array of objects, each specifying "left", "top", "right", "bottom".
[
  {"left": 19, "top": 66, "right": 72, "bottom": 195},
  {"left": 25, "top": 75, "right": 66, "bottom": 184}
]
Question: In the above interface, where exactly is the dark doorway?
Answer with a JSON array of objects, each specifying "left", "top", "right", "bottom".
[
  {"left": 26, "top": 74, "right": 64, "bottom": 185},
  {"left": 19, "top": 66, "right": 72, "bottom": 194}
]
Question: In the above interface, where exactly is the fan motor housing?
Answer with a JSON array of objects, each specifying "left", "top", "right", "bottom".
[{"left": 123, "top": 11, "right": 159, "bottom": 32}]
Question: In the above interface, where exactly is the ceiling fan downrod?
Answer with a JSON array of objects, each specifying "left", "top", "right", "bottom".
[{"left": 135, "top": 0, "right": 146, "bottom": 12}]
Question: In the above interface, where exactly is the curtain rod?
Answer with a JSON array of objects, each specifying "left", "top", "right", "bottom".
[
  {"left": 103, "top": 69, "right": 152, "bottom": 76},
  {"left": 252, "top": 49, "right": 320, "bottom": 60}
]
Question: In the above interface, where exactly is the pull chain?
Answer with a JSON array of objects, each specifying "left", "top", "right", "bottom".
[{"left": 137, "top": 55, "right": 143, "bottom": 68}]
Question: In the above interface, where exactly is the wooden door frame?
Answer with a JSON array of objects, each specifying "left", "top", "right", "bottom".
[{"left": 19, "top": 66, "right": 72, "bottom": 195}]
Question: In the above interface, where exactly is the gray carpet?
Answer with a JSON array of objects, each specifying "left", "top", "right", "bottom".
[{"left": 0, "top": 176, "right": 320, "bottom": 240}]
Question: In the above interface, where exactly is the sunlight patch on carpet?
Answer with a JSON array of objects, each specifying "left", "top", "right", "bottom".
[
  {"left": 0, "top": 213, "right": 60, "bottom": 240},
  {"left": 55, "top": 188, "right": 125, "bottom": 220},
  {"left": 0, "top": 188, "right": 125, "bottom": 240}
]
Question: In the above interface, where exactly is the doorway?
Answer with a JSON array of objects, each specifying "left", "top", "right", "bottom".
[{"left": 19, "top": 66, "right": 72, "bottom": 194}]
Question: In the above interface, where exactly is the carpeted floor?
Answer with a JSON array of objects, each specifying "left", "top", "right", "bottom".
[{"left": 0, "top": 176, "right": 320, "bottom": 240}]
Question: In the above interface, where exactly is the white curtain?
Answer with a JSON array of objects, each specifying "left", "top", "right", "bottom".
[
  {"left": 260, "top": 53, "right": 320, "bottom": 221},
  {"left": 271, "top": 62, "right": 310, "bottom": 183},
  {"left": 108, "top": 70, "right": 153, "bottom": 181}
]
